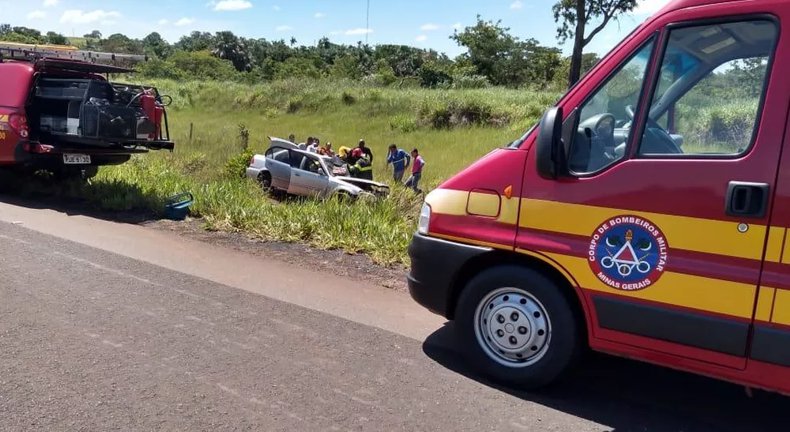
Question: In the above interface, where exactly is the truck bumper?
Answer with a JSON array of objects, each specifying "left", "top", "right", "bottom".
[{"left": 407, "top": 233, "right": 491, "bottom": 319}]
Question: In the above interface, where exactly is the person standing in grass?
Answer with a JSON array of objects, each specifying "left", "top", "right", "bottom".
[
  {"left": 386, "top": 144, "right": 411, "bottom": 183},
  {"left": 405, "top": 148, "right": 425, "bottom": 193},
  {"left": 355, "top": 139, "right": 374, "bottom": 180}
]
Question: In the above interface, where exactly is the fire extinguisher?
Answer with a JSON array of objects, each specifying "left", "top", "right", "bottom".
[{"left": 139, "top": 89, "right": 163, "bottom": 140}]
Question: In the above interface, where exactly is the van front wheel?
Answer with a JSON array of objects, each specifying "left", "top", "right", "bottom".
[{"left": 455, "top": 266, "right": 580, "bottom": 389}]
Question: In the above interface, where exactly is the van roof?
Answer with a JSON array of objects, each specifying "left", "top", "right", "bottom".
[
  {"left": 661, "top": 0, "right": 788, "bottom": 15},
  {"left": 0, "top": 62, "right": 34, "bottom": 108}
]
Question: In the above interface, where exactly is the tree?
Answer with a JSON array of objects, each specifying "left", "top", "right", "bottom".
[
  {"left": 46, "top": 31, "right": 69, "bottom": 45},
  {"left": 451, "top": 17, "right": 560, "bottom": 87},
  {"left": 100, "top": 33, "right": 143, "bottom": 54},
  {"left": 0, "top": 24, "right": 11, "bottom": 36},
  {"left": 212, "top": 31, "right": 252, "bottom": 72},
  {"left": 554, "top": 0, "right": 637, "bottom": 87},
  {"left": 143, "top": 32, "right": 171, "bottom": 58},
  {"left": 84, "top": 30, "right": 102, "bottom": 39},
  {"left": 176, "top": 31, "right": 214, "bottom": 52}
]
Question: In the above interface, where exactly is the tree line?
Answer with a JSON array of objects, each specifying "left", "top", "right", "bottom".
[{"left": 1, "top": 1, "right": 637, "bottom": 88}]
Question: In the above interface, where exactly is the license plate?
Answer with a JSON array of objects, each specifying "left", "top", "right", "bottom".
[{"left": 63, "top": 154, "right": 91, "bottom": 165}]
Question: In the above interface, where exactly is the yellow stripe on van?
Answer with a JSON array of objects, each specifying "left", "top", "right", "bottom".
[
  {"left": 426, "top": 189, "right": 467, "bottom": 216},
  {"left": 766, "top": 227, "right": 786, "bottom": 263},
  {"left": 520, "top": 199, "right": 767, "bottom": 261},
  {"left": 0, "top": 114, "right": 7, "bottom": 122},
  {"left": 755, "top": 287, "right": 776, "bottom": 322},
  {"left": 427, "top": 188, "right": 519, "bottom": 225},
  {"left": 544, "top": 252, "right": 757, "bottom": 319},
  {"left": 771, "top": 289, "right": 790, "bottom": 326}
]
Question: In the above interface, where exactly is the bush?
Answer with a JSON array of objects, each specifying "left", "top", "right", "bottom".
[
  {"left": 223, "top": 149, "right": 255, "bottom": 180},
  {"left": 341, "top": 91, "right": 357, "bottom": 105},
  {"left": 389, "top": 114, "right": 418, "bottom": 132}
]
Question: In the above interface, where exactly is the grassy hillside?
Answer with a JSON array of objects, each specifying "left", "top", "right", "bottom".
[{"left": 76, "top": 79, "right": 559, "bottom": 264}]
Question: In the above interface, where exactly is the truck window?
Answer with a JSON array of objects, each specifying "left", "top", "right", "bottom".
[
  {"left": 567, "top": 40, "right": 655, "bottom": 174},
  {"left": 638, "top": 20, "right": 778, "bottom": 156}
]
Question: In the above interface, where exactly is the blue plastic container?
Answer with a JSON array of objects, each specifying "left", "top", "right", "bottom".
[{"left": 163, "top": 192, "right": 194, "bottom": 220}]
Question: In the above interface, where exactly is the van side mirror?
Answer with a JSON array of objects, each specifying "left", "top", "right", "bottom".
[{"left": 535, "top": 107, "right": 566, "bottom": 180}]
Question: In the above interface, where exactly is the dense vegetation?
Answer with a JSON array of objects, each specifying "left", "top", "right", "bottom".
[{"left": 0, "top": 19, "right": 599, "bottom": 90}]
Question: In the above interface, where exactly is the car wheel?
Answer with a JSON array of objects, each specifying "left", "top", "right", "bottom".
[
  {"left": 335, "top": 190, "right": 354, "bottom": 202},
  {"left": 455, "top": 265, "right": 581, "bottom": 389},
  {"left": 259, "top": 172, "right": 272, "bottom": 191}
]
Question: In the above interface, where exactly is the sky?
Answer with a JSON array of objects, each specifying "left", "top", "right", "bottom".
[{"left": 4, "top": 0, "right": 672, "bottom": 57}]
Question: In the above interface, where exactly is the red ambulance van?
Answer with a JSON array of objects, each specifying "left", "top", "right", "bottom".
[{"left": 408, "top": 0, "right": 790, "bottom": 394}]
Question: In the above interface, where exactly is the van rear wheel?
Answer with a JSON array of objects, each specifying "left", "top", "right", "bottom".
[{"left": 455, "top": 266, "right": 581, "bottom": 389}]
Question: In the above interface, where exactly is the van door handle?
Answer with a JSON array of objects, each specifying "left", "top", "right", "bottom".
[{"left": 726, "top": 181, "right": 769, "bottom": 218}]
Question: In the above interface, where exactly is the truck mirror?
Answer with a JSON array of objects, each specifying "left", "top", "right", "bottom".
[{"left": 536, "top": 107, "right": 565, "bottom": 180}]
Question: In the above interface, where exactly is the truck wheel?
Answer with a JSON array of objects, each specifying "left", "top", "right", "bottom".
[
  {"left": 455, "top": 266, "right": 581, "bottom": 389},
  {"left": 82, "top": 166, "right": 99, "bottom": 180}
]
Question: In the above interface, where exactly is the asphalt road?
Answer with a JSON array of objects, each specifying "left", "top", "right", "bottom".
[{"left": 0, "top": 202, "right": 788, "bottom": 431}]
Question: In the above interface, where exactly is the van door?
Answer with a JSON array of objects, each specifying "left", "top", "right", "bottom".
[
  {"left": 518, "top": 17, "right": 786, "bottom": 368},
  {"left": 751, "top": 113, "right": 790, "bottom": 370}
]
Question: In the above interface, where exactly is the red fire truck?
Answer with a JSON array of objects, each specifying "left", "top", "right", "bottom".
[
  {"left": 0, "top": 43, "right": 173, "bottom": 179},
  {"left": 408, "top": 0, "right": 790, "bottom": 395}
]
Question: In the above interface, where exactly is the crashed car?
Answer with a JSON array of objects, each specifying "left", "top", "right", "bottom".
[{"left": 246, "top": 137, "right": 389, "bottom": 198}]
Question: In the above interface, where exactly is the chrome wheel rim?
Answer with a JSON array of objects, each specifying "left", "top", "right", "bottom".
[{"left": 473, "top": 287, "right": 551, "bottom": 368}]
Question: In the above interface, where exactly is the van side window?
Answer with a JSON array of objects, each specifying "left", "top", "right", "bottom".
[
  {"left": 638, "top": 20, "right": 777, "bottom": 156},
  {"left": 567, "top": 40, "right": 655, "bottom": 174}
]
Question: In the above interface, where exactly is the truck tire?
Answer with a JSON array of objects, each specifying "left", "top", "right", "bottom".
[{"left": 455, "top": 265, "right": 581, "bottom": 389}]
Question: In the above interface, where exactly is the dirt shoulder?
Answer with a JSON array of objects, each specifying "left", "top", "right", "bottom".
[{"left": 143, "top": 217, "right": 410, "bottom": 292}]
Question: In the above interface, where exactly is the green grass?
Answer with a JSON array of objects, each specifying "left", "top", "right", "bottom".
[{"left": 37, "top": 79, "right": 560, "bottom": 265}]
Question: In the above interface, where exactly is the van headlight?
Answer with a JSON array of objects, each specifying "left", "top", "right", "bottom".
[{"left": 418, "top": 203, "right": 431, "bottom": 235}]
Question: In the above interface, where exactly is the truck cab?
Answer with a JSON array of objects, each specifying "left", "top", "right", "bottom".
[
  {"left": 409, "top": 0, "right": 790, "bottom": 394},
  {"left": 0, "top": 53, "right": 173, "bottom": 178}
]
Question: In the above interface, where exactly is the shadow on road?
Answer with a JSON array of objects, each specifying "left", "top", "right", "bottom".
[
  {"left": 0, "top": 171, "right": 160, "bottom": 224},
  {"left": 423, "top": 322, "right": 789, "bottom": 432}
]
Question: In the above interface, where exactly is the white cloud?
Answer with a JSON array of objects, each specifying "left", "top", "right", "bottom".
[
  {"left": 329, "top": 30, "right": 341, "bottom": 36},
  {"left": 43, "top": 0, "right": 60, "bottom": 7},
  {"left": 452, "top": 22, "right": 462, "bottom": 30},
  {"left": 345, "top": 28, "right": 372, "bottom": 36},
  {"left": 510, "top": 1, "right": 523, "bottom": 10},
  {"left": 27, "top": 10, "right": 47, "bottom": 20},
  {"left": 60, "top": 10, "right": 122, "bottom": 24},
  {"left": 314, "top": 12, "right": 325, "bottom": 19},
  {"left": 213, "top": 0, "right": 252, "bottom": 11},
  {"left": 175, "top": 17, "right": 194, "bottom": 27},
  {"left": 633, "top": 0, "right": 671, "bottom": 16},
  {"left": 415, "top": 35, "right": 427, "bottom": 42},
  {"left": 158, "top": 19, "right": 169, "bottom": 25},
  {"left": 420, "top": 23, "right": 439, "bottom": 31},
  {"left": 275, "top": 25, "right": 292, "bottom": 32},
  {"left": 272, "top": 5, "right": 281, "bottom": 11}
]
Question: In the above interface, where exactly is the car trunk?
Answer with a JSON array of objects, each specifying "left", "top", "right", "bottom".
[{"left": 27, "top": 59, "right": 173, "bottom": 151}]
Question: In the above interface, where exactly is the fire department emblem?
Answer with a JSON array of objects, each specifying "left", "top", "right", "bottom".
[{"left": 588, "top": 216, "right": 669, "bottom": 291}]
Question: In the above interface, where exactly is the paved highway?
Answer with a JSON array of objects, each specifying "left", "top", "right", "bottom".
[{"left": 0, "top": 202, "right": 788, "bottom": 431}]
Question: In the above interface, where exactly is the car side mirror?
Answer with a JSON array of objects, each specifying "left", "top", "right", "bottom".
[{"left": 535, "top": 107, "right": 566, "bottom": 180}]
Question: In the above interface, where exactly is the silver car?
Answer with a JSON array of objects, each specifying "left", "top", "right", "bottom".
[{"left": 246, "top": 137, "right": 389, "bottom": 198}]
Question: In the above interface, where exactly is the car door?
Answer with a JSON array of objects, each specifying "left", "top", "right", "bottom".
[
  {"left": 290, "top": 154, "right": 329, "bottom": 197},
  {"left": 518, "top": 14, "right": 785, "bottom": 369},
  {"left": 265, "top": 146, "right": 292, "bottom": 191}
]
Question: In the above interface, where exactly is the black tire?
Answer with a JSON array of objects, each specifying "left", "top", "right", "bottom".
[
  {"left": 335, "top": 190, "right": 354, "bottom": 202},
  {"left": 259, "top": 172, "right": 272, "bottom": 191},
  {"left": 82, "top": 166, "right": 99, "bottom": 180},
  {"left": 455, "top": 265, "right": 581, "bottom": 389},
  {"left": 52, "top": 166, "right": 95, "bottom": 182}
]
